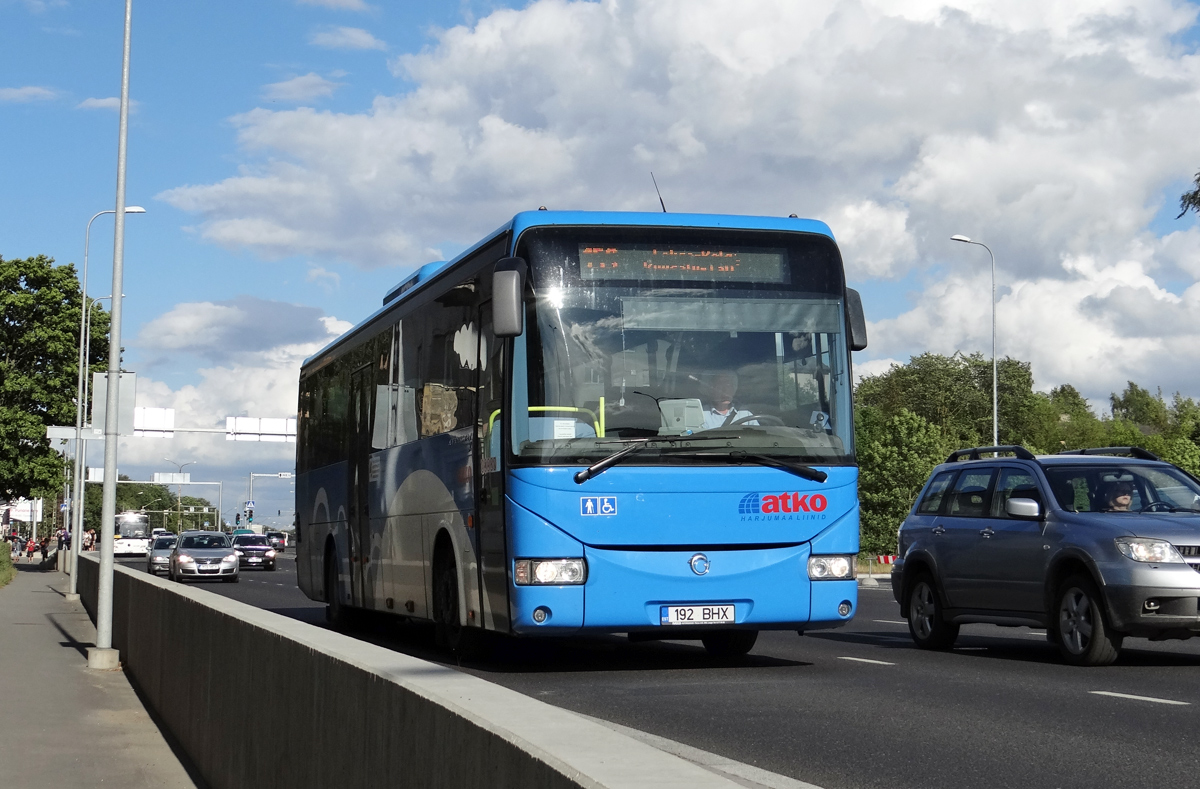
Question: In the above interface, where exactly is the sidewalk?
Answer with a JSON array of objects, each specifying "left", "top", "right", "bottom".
[{"left": 0, "top": 563, "right": 201, "bottom": 788}]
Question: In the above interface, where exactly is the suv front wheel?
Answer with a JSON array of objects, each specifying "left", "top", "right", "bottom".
[
  {"left": 907, "top": 573, "right": 959, "bottom": 650},
  {"left": 1052, "top": 575, "right": 1122, "bottom": 666}
]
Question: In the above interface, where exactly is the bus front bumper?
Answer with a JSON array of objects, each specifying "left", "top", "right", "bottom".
[{"left": 509, "top": 543, "right": 857, "bottom": 635}]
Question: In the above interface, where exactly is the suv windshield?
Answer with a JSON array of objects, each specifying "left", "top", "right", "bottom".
[
  {"left": 508, "top": 227, "right": 854, "bottom": 466},
  {"left": 1045, "top": 465, "right": 1200, "bottom": 513},
  {"left": 235, "top": 536, "right": 270, "bottom": 546},
  {"left": 180, "top": 534, "right": 230, "bottom": 549}
]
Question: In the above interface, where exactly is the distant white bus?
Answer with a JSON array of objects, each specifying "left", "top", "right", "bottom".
[{"left": 114, "top": 512, "right": 151, "bottom": 557}]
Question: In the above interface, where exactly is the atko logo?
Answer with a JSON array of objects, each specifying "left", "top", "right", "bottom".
[{"left": 738, "top": 492, "right": 829, "bottom": 522}]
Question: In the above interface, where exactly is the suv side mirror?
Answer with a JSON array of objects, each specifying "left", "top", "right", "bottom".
[
  {"left": 846, "top": 288, "right": 868, "bottom": 351},
  {"left": 1006, "top": 498, "right": 1041, "bottom": 519},
  {"left": 493, "top": 257, "right": 527, "bottom": 337}
]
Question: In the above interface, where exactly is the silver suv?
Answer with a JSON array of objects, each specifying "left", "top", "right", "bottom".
[{"left": 892, "top": 446, "right": 1200, "bottom": 665}]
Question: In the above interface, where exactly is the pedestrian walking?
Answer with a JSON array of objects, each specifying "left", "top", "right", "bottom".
[{"left": 25, "top": 537, "right": 36, "bottom": 563}]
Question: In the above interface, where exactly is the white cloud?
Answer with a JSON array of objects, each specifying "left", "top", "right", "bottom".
[
  {"left": 159, "top": 0, "right": 1200, "bottom": 399},
  {"left": 866, "top": 253, "right": 1200, "bottom": 401},
  {"left": 306, "top": 265, "right": 341, "bottom": 291},
  {"left": 310, "top": 26, "right": 386, "bottom": 50},
  {"left": 297, "top": 0, "right": 368, "bottom": 9},
  {"left": 833, "top": 201, "right": 918, "bottom": 280},
  {"left": 77, "top": 97, "right": 140, "bottom": 111},
  {"left": 117, "top": 307, "right": 352, "bottom": 478},
  {"left": 0, "top": 86, "right": 57, "bottom": 102},
  {"left": 136, "top": 297, "right": 332, "bottom": 363},
  {"left": 261, "top": 73, "right": 341, "bottom": 103}
]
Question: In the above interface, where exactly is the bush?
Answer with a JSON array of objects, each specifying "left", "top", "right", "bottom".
[{"left": 0, "top": 542, "right": 15, "bottom": 589}]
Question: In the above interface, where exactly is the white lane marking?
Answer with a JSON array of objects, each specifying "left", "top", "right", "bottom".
[
  {"left": 838, "top": 656, "right": 895, "bottom": 666},
  {"left": 955, "top": 647, "right": 987, "bottom": 651},
  {"left": 1089, "top": 691, "right": 1190, "bottom": 706},
  {"left": 872, "top": 619, "right": 908, "bottom": 625}
]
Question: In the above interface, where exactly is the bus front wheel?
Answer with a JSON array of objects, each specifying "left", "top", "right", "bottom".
[
  {"left": 701, "top": 629, "right": 758, "bottom": 658},
  {"left": 432, "top": 548, "right": 484, "bottom": 658}
]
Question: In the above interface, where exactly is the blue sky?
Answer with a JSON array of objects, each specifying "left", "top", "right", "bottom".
[{"left": 3, "top": 0, "right": 1200, "bottom": 522}]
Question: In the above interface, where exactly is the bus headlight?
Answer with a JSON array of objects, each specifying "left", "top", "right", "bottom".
[
  {"left": 808, "top": 555, "right": 856, "bottom": 580},
  {"left": 514, "top": 559, "right": 587, "bottom": 585}
]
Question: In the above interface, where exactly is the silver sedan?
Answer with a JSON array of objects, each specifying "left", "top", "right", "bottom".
[
  {"left": 146, "top": 535, "right": 177, "bottom": 575},
  {"left": 169, "top": 531, "right": 239, "bottom": 583}
]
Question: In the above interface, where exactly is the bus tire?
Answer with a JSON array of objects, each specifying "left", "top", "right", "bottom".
[
  {"left": 325, "top": 545, "right": 347, "bottom": 629},
  {"left": 701, "top": 629, "right": 758, "bottom": 657},
  {"left": 432, "top": 547, "right": 484, "bottom": 658}
]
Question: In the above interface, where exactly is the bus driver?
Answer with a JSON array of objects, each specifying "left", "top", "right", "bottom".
[{"left": 701, "top": 371, "right": 755, "bottom": 430}]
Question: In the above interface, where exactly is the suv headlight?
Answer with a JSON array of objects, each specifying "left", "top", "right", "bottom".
[
  {"left": 808, "top": 555, "right": 857, "bottom": 580},
  {"left": 514, "top": 559, "right": 587, "bottom": 585},
  {"left": 1115, "top": 538, "right": 1185, "bottom": 564},
  {"left": 265, "top": 549, "right": 276, "bottom": 558}
]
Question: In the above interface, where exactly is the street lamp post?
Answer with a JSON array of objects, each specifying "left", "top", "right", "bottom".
[
  {"left": 951, "top": 234, "right": 998, "bottom": 447},
  {"left": 67, "top": 208, "right": 144, "bottom": 602},
  {"left": 91, "top": 0, "right": 135, "bottom": 671},
  {"left": 163, "top": 459, "right": 196, "bottom": 532}
]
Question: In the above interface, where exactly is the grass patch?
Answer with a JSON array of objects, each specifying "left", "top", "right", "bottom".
[{"left": 0, "top": 545, "right": 15, "bottom": 589}]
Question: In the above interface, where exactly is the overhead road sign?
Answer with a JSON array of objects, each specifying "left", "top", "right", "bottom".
[{"left": 226, "top": 417, "right": 297, "bottom": 442}]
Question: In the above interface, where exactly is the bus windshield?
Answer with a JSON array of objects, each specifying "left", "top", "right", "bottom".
[{"left": 509, "top": 227, "right": 854, "bottom": 465}]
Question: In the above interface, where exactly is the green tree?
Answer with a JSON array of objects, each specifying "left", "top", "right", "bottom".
[
  {"left": 1110, "top": 382, "right": 1169, "bottom": 433},
  {"left": 0, "top": 255, "right": 109, "bottom": 500},
  {"left": 855, "top": 407, "right": 951, "bottom": 556},
  {"left": 1179, "top": 169, "right": 1200, "bottom": 218}
]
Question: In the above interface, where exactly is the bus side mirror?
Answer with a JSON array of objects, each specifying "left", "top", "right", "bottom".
[
  {"left": 493, "top": 257, "right": 527, "bottom": 338},
  {"left": 846, "top": 288, "right": 868, "bottom": 351}
]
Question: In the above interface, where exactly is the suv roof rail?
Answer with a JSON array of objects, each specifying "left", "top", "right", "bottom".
[
  {"left": 946, "top": 445, "right": 1036, "bottom": 462},
  {"left": 1056, "top": 446, "right": 1161, "bottom": 461}
]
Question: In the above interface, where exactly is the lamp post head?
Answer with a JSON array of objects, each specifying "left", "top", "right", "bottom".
[
  {"left": 125, "top": 206, "right": 146, "bottom": 214},
  {"left": 950, "top": 234, "right": 972, "bottom": 243}
]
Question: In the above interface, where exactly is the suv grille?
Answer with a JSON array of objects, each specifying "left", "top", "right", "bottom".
[{"left": 1176, "top": 545, "right": 1200, "bottom": 572}]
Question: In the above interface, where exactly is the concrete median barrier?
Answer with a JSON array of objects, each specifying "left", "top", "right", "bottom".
[{"left": 76, "top": 555, "right": 747, "bottom": 789}]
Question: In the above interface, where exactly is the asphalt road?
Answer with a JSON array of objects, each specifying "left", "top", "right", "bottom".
[{"left": 120, "top": 556, "right": 1200, "bottom": 789}]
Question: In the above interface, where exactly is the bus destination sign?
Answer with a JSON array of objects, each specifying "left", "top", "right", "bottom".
[{"left": 578, "top": 244, "right": 787, "bottom": 284}]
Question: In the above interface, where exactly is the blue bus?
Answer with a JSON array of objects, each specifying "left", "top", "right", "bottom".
[{"left": 294, "top": 211, "right": 867, "bottom": 656}]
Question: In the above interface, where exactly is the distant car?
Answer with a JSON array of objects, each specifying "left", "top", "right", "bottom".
[
  {"left": 146, "top": 535, "right": 177, "bottom": 575},
  {"left": 265, "top": 531, "right": 287, "bottom": 552},
  {"left": 169, "top": 531, "right": 238, "bottom": 583},
  {"left": 893, "top": 445, "right": 1200, "bottom": 666},
  {"left": 232, "top": 534, "right": 277, "bottom": 570}
]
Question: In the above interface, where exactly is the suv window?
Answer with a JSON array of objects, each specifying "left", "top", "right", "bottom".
[
  {"left": 990, "top": 467, "right": 1042, "bottom": 518},
  {"left": 1044, "top": 465, "right": 1200, "bottom": 513},
  {"left": 918, "top": 471, "right": 957, "bottom": 514},
  {"left": 945, "top": 469, "right": 995, "bottom": 517}
]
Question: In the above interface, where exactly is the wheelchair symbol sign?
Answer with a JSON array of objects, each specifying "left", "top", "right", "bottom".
[{"left": 581, "top": 496, "right": 617, "bottom": 516}]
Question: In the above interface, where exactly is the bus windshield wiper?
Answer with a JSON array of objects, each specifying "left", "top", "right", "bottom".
[
  {"left": 573, "top": 436, "right": 740, "bottom": 484},
  {"left": 722, "top": 450, "right": 828, "bottom": 483}
]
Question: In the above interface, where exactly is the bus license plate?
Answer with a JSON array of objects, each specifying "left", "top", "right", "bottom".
[{"left": 660, "top": 604, "right": 735, "bottom": 626}]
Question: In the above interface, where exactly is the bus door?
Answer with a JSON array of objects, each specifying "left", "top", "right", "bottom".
[
  {"left": 348, "top": 363, "right": 375, "bottom": 609},
  {"left": 474, "top": 302, "right": 510, "bottom": 632}
]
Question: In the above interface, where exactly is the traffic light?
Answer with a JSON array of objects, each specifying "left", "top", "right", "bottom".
[
  {"left": 235, "top": 513, "right": 241, "bottom": 525},
  {"left": 248, "top": 509, "right": 254, "bottom": 524}
]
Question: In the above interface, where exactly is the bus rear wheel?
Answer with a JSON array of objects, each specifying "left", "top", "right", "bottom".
[
  {"left": 432, "top": 548, "right": 484, "bottom": 658},
  {"left": 325, "top": 547, "right": 347, "bottom": 629},
  {"left": 701, "top": 629, "right": 758, "bottom": 658}
]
